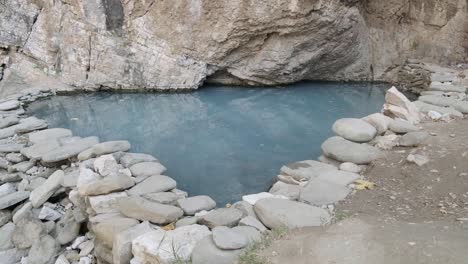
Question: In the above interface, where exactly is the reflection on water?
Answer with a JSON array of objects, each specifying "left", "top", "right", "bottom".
[{"left": 28, "top": 82, "right": 388, "bottom": 205}]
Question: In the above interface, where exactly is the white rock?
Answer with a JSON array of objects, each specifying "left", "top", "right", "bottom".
[
  {"left": 332, "top": 118, "right": 377, "bottom": 142},
  {"left": 88, "top": 192, "right": 127, "bottom": 214},
  {"left": 212, "top": 226, "right": 248, "bottom": 250},
  {"left": 0, "top": 183, "right": 16, "bottom": 197},
  {"left": 242, "top": 192, "right": 288, "bottom": 205},
  {"left": 132, "top": 225, "right": 211, "bottom": 264},
  {"left": 113, "top": 221, "right": 154, "bottom": 264},
  {"left": 94, "top": 155, "right": 120, "bottom": 177},
  {"left": 38, "top": 203, "right": 63, "bottom": 221},
  {"left": 407, "top": 154, "right": 429, "bottom": 166},
  {"left": 339, "top": 162, "right": 362, "bottom": 173},
  {"left": 29, "top": 170, "right": 64, "bottom": 208}
]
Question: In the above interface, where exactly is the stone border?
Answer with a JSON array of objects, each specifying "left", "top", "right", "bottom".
[{"left": 0, "top": 67, "right": 466, "bottom": 264}]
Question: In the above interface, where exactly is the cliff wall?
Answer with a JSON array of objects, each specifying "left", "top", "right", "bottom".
[{"left": 0, "top": 0, "right": 466, "bottom": 94}]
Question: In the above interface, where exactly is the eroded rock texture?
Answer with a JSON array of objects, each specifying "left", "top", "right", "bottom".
[{"left": 0, "top": 0, "right": 466, "bottom": 94}]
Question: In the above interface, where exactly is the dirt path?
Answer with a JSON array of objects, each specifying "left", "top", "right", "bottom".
[{"left": 258, "top": 119, "right": 468, "bottom": 263}]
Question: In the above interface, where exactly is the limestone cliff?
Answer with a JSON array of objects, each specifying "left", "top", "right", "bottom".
[{"left": 0, "top": 0, "right": 466, "bottom": 94}]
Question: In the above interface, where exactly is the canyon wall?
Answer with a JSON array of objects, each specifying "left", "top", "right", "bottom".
[{"left": 0, "top": 0, "right": 466, "bottom": 95}]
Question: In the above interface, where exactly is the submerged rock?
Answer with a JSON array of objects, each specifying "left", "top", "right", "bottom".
[
  {"left": 332, "top": 118, "right": 377, "bottom": 142},
  {"left": 321, "top": 136, "right": 382, "bottom": 164},
  {"left": 254, "top": 198, "right": 331, "bottom": 229}
]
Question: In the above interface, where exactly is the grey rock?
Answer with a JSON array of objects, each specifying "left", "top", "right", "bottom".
[
  {"left": 11, "top": 160, "right": 34, "bottom": 173},
  {"left": 175, "top": 216, "right": 199, "bottom": 228},
  {"left": 321, "top": 136, "right": 382, "bottom": 164},
  {"left": 55, "top": 210, "right": 81, "bottom": 245},
  {"left": 0, "top": 222, "right": 15, "bottom": 250},
  {"left": 78, "top": 175, "right": 135, "bottom": 196},
  {"left": 12, "top": 202, "right": 32, "bottom": 224},
  {"left": 129, "top": 162, "right": 167, "bottom": 178},
  {"left": 78, "top": 240, "right": 94, "bottom": 256},
  {"left": 269, "top": 181, "right": 301, "bottom": 200},
  {"left": 0, "top": 116, "right": 19, "bottom": 129},
  {"left": 399, "top": 131, "right": 430, "bottom": 147},
  {"left": 91, "top": 216, "right": 139, "bottom": 248},
  {"left": 0, "top": 171, "right": 21, "bottom": 182},
  {"left": 0, "top": 191, "right": 30, "bottom": 210},
  {"left": 27, "top": 235, "right": 59, "bottom": 264},
  {"left": 231, "top": 226, "right": 262, "bottom": 246},
  {"left": 212, "top": 226, "right": 248, "bottom": 250},
  {"left": 21, "top": 140, "right": 61, "bottom": 160},
  {"left": 406, "top": 154, "right": 429, "bottom": 166},
  {"left": 91, "top": 141, "right": 131, "bottom": 156},
  {"left": 332, "top": 118, "right": 377, "bottom": 142},
  {"left": 62, "top": 167, "right": 79, "bottom": 188},
  {"left": 118, "top": 196, "right": 183, "bottom": 224},
  {"left": 232, "top": 201, "right": 256, "bottom": 218},
  {"left": 191, "top": 236, "right": 243, "bottom": 264},
  {"left": 128, "top": 175, "right": 176, "bottom": 196},
  {"left": 315, "top": 170, "right": 360, "bottom": 186},
  {"left": 300, "top": 178, "right": 351, "bottom": 206},
  {"left": 0, "top": 143, "right": 25, "bottom": 153},
  {"left": 0, "top": 210, "right": 12, "bottom": 227},
  {"left": 362, "top": 113, "right": 391, "bottom": 135},
  {"left": 418, "top": 95, "right": 468, "bottom": 113},
  {"left": 0, "top": 248, "right": 28, "bottom": 264},
  {"left": 119, "top": 153, "right": 158, "bottom": 168},
  {"left": 93, "top": 154, "right": 120, "bottom": 177},
  {"left": 339, "top": 162, "right": 362, "bottom": 173},
  {"left": 12, "top": 217, "right": 46, "bottom": 249},
  {"left": 388, "top": 119, "right": 420, "bottom": 134},
  {"left": 239, "top": 216, "right": 268, "bottom": 233},
  {"left": 42, "top": 136, "right": 99, "bottom": 163},
  {"left": 429, "top": 84, "right": 466, "bottom": 93},
  {"left": 413, "top": 101, "right": 464, "bottom": 118},
  {"left": 254, "top": 198, "right": 331, "bottom": 229},
  {"left": 280, "top": 160, "right": 337, "bottom": 181},
  {"left": 0, "top": 183, "right": 16, "bottom": 197},
  {"left": 142, "top": 192, "right": 179, "bottom": 205},
  {"left": 88, "top": 192, "right": 127, "bottom": 214},
  {"left": 28, "top": 128, "right": 72, "bottom": 144},
  {"left": 112, "top": 221, "right": 153, "bottom": 264},
  {"left": 5, "top": 153, "right": 26, "bottom": 163},
  {"left": 38, "top": 203, "right": 63, "bottom": 221},
  {"left": 0, "top": 100, "right": 20, "bottom": 111},
  {"left": 14, "top": 117, "right": 48, "bottom": 134},
  {"left": 30, "top": 170, "right": 64, "bottom": 208},
  {"left": 198, "top": 208, "right": 243, "bottom": 228},
  {"left": 177, "top": 195, "right": 217, "bottom": 215}
]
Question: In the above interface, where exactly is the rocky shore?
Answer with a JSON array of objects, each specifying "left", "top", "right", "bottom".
[{"left": 0, "top": 64, "right": 466, "bottom": 264}]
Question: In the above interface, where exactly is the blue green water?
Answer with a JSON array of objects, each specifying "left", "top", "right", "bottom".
[{"left": 28, "top": 82, "right": 387, "bottom": 205}]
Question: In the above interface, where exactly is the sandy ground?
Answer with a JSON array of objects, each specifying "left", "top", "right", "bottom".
[{"left": 258, "top": 119, "right": 468, "bottom": 264}]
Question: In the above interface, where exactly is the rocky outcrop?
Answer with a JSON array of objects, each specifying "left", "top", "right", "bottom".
[{"left": 0, "top": 0, "right": 466, "bottom": 93}]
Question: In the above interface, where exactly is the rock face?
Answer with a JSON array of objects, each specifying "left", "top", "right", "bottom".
[{"left": 1, "top": 0, "right": 466, "bottom": 93}]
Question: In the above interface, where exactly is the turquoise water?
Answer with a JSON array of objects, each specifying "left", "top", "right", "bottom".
[{"left": 28, "top": 82, "right": 387, "bottom": 205}]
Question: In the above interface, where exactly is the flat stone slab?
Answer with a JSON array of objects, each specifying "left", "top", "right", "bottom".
[
  {"left": 418, "top": 95, "right": 468, "bottom": 113},
  {"left": 332, "top": 118, "right": 377, "bottom": 142},
  {"left": 30, "top": 170, "right": 64, "bottom": 208},
  {"left": 399, "top": 131, "right": 430, "bottom": 147},
  {"left": 42, "top": 136, "right": 99, "bottom": 163},
  {"left": 413, "top": 101, "right": 463, "bottom": 118},
  {"left": 0, "top": 116, "right": 19, "bottom": 129},
  {"left": 0, "top": 191, "right": 30, "bottom": 209},
  {"left": 78, "top": 175, "right": 135, "bottom": 196},
  {"left": 89, "top": 192, "right": 128, "bottom": 214},
  {"left": 128, "top": 175, "right": 176, "bottom": 196},
  {"left": 321, "top": 136, "right": 382, "bottom": 164},
  {"left": 132, "top": 224, "right": 211, "bottom": 264},
  {"left": 300, "top": 178, "right": 351, "bottom": 206},
  {"left": 212, "top": 226, "right": 248, "bottom": 250},
  {"left": 118, "top": 196, "right": 183, "bottom": 224},
  {"left": 313, "top": 169, "right": 360, "bottom": 186},
  {"left": 28, "top": 128, "right": 72, "bottom": 144},
  {"left": 129, "top": 162, "right": 167, "bottom": 178},
  {"left": 238, "top": 215, "right": 268, "bottom": 233},
  {"left": 198, "top": 208, "right": 243, "bottom": 228},
  {"left": 21, "top": 140, "right": 61, "bottom": 160},
  {"left": 0, "top": 143, "right": 25, "bottom": 153},
  {"left": 177, "top": 195, "right": 217, "bottom": 215},
  {"left": 429, "top": 83, "right": 466, "bottom": 93},
  {"left": 143, "top": 192, "right": 179, "bottom": 205},
  {"left": 191, "top": 235, "right": 243, "bottom": 264},
  {"left": 119, "top": 153, "right": 158, "bottom": 168},
  {"left": 269, "top": 181, "right": 301, "bottom": 200},
  {"left": 254, "top": 198, "right": 331, "bottom": 229},
  {"left": 280, "top": 160, "right": 337, "bottom": 181},
  {"left": 388, "top": 119, "right": 419, "bottom": 134},
  {"left": 0, "top": 100, "right": 20, "bottom": 111}
]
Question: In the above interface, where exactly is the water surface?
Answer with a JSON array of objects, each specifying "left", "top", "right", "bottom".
[{"left": 28, "top": 82, "right": 387, "bottom": 205}]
